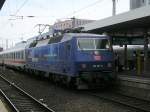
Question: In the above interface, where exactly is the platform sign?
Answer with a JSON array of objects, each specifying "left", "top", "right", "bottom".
[
  {"left": 113, "top": 37, "right": 144, "bottom": 45},
  {"left": 113, "top": 37, "right": 129, "bottom": 45},
  {"left": 131, "top": 38, "right": 144, "bottom": 45}
]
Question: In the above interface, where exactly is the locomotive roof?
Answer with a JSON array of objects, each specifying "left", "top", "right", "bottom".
[
  {"left": 64, "top": 33, "right": 107, "bottom": 37},
  {"left": 61, "top": 33, "right": 108, "bottom": 42}
]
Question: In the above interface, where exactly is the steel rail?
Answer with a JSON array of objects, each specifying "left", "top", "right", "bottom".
[
  {"left": 0, "top": 89, "right": 19, "bottom": 112},
  {"left": 87, "top": 92, "right": 150, "bottom": 112},
  {"left": 0, "top": 72, "right": 55, "bottom": 112}
]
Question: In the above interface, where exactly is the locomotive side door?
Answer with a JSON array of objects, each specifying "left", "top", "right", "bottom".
[{"left": 63, "top": 41, "right": 72, "bottom": 73}]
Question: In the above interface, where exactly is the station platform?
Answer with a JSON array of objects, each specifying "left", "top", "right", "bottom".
[
  {"left": 117, "top": 69, "right": 150, "bottom": 78},
  {"left": 118, "top": 75, "right": 150, "bottom": 89},
  {"left": 0, "top": 99, "right": 9, "bottom": 112},
  {"left": 117, "top": 73, "right": 150, "bottom": 101}
]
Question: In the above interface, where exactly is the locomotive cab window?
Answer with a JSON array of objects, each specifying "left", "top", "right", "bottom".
[{"left": 77, "top": 38, "right": 110, "bottom": 50}]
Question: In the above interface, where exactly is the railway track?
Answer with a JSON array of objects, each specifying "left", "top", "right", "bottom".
[
  {"left": 0, "top": 73, "right": 55, "bottom": 112},
  {"left": 87, "top": 91, "right": 150, "bottom": 112}
]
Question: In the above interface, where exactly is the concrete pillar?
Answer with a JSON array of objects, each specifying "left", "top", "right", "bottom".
[
  {"left": 124, "top": 44, "right": 128, "bottom": 70},
  {"left": 144, "top": 32, "right": 149, "bottom": 73},
  {"left": 146, "top": 0, "right": 149, "bottom": 6}
]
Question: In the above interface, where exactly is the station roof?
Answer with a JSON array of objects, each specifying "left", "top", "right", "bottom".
[
  {"left": 82, "top": 6, "right": 150, "bottom": 34},
  {"left": 0, "top": 0, "right": 5, "bottom": 10}
]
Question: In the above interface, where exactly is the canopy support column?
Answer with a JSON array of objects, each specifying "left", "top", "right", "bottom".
[
  {"left": 144, "top": 31, "right": 149, "bottom": 73},
  {"left": 124, "top": 44, "right": 128, "bottom": 71}
]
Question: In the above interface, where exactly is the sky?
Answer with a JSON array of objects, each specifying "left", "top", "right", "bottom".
[{"left": 0, "top": 0, "right": 129, "bottom": 48}]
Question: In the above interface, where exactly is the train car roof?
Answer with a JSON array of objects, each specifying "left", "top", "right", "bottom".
[
  {"left": 0, "top": 42, "right": 27, "bottom": 54},
  {"left": 36, "top": 39, "right": 49, "bottom": 47}
]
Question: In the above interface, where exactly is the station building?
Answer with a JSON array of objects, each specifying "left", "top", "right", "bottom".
[{"left": 53, "top": 18, "right": 94, "bottom": 30}]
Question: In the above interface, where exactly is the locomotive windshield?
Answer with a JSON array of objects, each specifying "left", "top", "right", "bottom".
[{"left": 77, "top": 38, "right": 110, "bottom": 50}]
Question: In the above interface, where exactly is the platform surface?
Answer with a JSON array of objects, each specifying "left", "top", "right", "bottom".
[
  {"left": 119, "top": 75, "right": 150, "bottom": 84},
  {"left": 0, "top": 100, "right": 9, "bottom": 112}
]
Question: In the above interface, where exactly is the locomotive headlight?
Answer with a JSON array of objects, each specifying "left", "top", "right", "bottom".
[
  {"left": 93, "top": 65, "right": 97, "bottom": 68},
  {"left": 94, "top": 51, "right": 99, "bottom": 55},
  {"left": 107, "top": 63, "right": 112, "bottom": 67}
]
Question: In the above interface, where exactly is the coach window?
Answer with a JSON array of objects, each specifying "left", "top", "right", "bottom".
[
  {"left": 15, "top": 52, "right": 17, "bottom": 59},
  {"left": 18, "top": 52, "right": 20, "bottom": 59},
  {"left": 18, "top": 52, "right": 19, "bottom": 59},
  {"left": 20, "top": 51, "right": 22, "bottom": 59},
  {"left": 21, "top": 51, "right": 22, "bottom": 59},
  {"left": 22, "top": 51, "right": 24, "bottom": 59},
  {"left": 13, "top": 53, "right": 14, "bottom": 59},
  {"left": 17, "top": 52, "right": 19, "bottom": 59},
  {"left": 13, "top": 53, "right": 15, "bottom": 59},
  {"left": 20, "top": 52, "right": 21, "bottom": 59},
  {"left": 14, "top": 53, "right": 15, "bottom": 59},
  {"left": 21, "top": 51, "right": 23, "bottom": 59},
  {"left": 20, "top": 52, "right": 22, "bottom": 59},
  {"left": 16, "top": 52, "right": 18, "bottom": 59},
  {"left": 19, "top": 52, "right": 21, "bottom": 59}
]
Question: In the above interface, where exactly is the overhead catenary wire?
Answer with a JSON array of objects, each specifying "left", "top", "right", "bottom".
[
  {"left": 63, "top": 0, "right": 105, "bottom": 19},
  {"left": 0, "top": 0, "right": 29, "bottom": 31},
  {"left": 13, "top": 0, "right": 29, "bottom": 16}
]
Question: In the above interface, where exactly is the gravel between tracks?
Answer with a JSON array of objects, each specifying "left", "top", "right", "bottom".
[{"left": 0, "top": 67, "right": 135, "bottom": 112}]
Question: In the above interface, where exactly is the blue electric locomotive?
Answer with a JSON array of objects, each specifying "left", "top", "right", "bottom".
[{"left": 25, "top": 33, "right": 115, "bottom": 89}]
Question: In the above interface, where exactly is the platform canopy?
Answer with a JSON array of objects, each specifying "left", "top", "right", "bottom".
[
  {"left": 0, "top": 0, "right": 5, "bottom": 10},
  {"left": 82, "top": 6, "right": 150, "bottom": 36}
]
